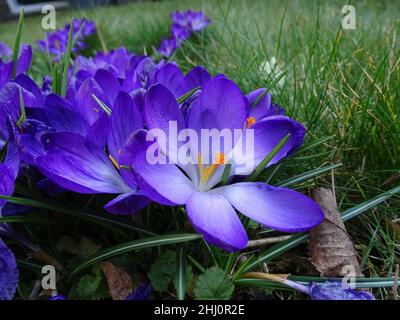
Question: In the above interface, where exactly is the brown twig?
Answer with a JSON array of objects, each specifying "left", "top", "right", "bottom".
[
  {"left": 246, "top": 235, "right": 291, "bottom": 248},
  {"left": 393, "top": 264, "right": 399, "bottom": 300}
]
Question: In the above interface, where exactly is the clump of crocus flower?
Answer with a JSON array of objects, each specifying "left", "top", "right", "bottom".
[
  {"left": 36, "top": 18, "right": 96, "bottom": 61},
  {"left": 158, "top": 10, "right": 210, "bottom": 57}
]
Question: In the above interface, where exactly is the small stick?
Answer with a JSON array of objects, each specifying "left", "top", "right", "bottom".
[
  {"left": 393, "top": 264, "right": 399, "bottom": 300},
  {"left": 246, "top": 235, "right": 292, "bottom": 248}
]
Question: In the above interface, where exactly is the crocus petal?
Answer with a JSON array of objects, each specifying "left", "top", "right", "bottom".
[
  {"left": 215, "top": 182, "right": 324, "bottom": 232},
  {"left": 188, "top": 77, "right": 247, "bottom": 133},
  {"left": 0, "top": 238, "right": 19, "bottom": 300},
  {"left": 246, "top": 88, "right": 285, "bottom": 121},
  {"left": 0, "top": 164, "right": 15, "bottom": 207},
  {"left": 0, "top": 42, "right": 12, "bottom": 58},
  {"left": 94, "top": 69, "right": 121, "bottom": 105},
  {"left": 119, "top": 130, "right": 175, "bottom": 206},
  {"left": 188, "top": 77, "right": 247, "bottom": 163},
  {"left": 16, "top": 44, "right": 32, "bottom": 75},
  {"left": 87, "top": 112, "right": 109, "bottom": 148},
  {"left": 133, "top": 145, "right": 195, "bottom": 205},
  {"left": 310, "top": 282, "right": 375, "bottom": 300},
  {"left": 153, "top": 63, "right": 188, "bottom": 98},
  {"left": 144, "top": 83, "right": 186, "bottom": 156},
  {"left": 184, "top": 66, "right": 211, "bottom": 90},
  {"left": 0, "top": 61, "right": 12, "bottom": 87},
  {"left": 37, "top": 132, "right": 129, "bottom": 194},
  {"left": 104, "top": 191, "right": 149, "bottom": 215},
  {"left": 231, "top": 115, "right": 305, "bottom": 176},
  {"left": 77, "top": 78, "right": 109, "bottom": 125},
  {"left": 108, "top": 91, "right": 143, "bottom": 160},
  {"left": 45, "top": 94, "right": 90, "bottom": 136},
  {"left": 186, "top": 191, "right": 248, "bottom": 251}
]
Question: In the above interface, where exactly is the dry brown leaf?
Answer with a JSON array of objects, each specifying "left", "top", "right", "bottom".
[
  {"left": 100, "top": 261, "right": 132, "bottom": 300},
  {"left": 309, "top": 188, "right": 362, "bottom": 277}
]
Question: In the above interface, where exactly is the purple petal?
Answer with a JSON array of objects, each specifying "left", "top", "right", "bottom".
[
  {"left": 0, "top": 42, "right": 12, "bottom": 58},
  {"left": 215, "top": 182, "right": 324, "bottom": 232},
  {"left": 184, "top": 66, "right": 211, "bottom": 90},
  {"left": 153, "top": 63, "right": 188, "bottom": 98},
  {"left": 188, "top": 76, "right": 247, "bottom": 134},
  {"left": 0, "top": 238, "right": 19, "bottom": 300},
  {"left": 87, "top": 112, "right": 110, "bottom": 148},
  {"left": 77, "top": 78, "right": 109, "bottom": 125},
  {"left": 16, "top": 44, "right": 32, "bottom": 75},
  {"left": 107, "top": 91, "right": 143, "bottom": 161},
  {"left": 94, "top": 69, "right": 121, "bottom": 105},
  {"left": 132, "top": 144, "right": 195, "bottom": 205},
  {"left": 145, "top": 83, "right": 186, "bottom": 134},
  {"left": 310, "top": 281, "right": 375, "bottom": 300},
  {"left": 104, "top": 191, "right": 149, "bottom": 215},
  {"left": 0, "top": 61, "right": 12, "bottom": 87},
  {"left": 246, "top": 88, "right": 284, "bottom": 121},
  {"left": 232, "top": 115, "right": 305, "bottom": 176},
  {"left": 45, "top": 94, "right": 90, "bottom": 136},
  {"left": 37, "top": 132, "right": 129, "bottom": 194},
  {"left": 0, "top": 164, "right": 15, "bottom": 207},
  {"left": 186, "top": 191, "right": 248, "bottom": 251}
]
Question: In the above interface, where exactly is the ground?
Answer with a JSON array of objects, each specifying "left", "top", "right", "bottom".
[{"left": 0, "top": 0, "right": 399, "bottom": 299}]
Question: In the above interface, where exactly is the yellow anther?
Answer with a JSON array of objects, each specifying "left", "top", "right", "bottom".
[
  {"left": 199, "top": 152, "right": 225, "bottom": 183},
  {"left": 246, "top": 116, "right": 255, "bottom": 128},
  {"left": 109, "top": 154, "right": 119, "bottom": 169}
]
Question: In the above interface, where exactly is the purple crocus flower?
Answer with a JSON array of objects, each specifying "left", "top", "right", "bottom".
[
  {"left": 0, "top": 238, "right": 19, "bottom": 300},
  {"left": 123, "top": 77, "right": 324, "bottom": 251},
  {"left": 158, "top": 10, "right": 210, "bottom": 57},
  {"left": 158, "top": 37, "right": 178, "bottom": 58},
  {"left": 125, "top": 283, "right": 152, "bottom": 300},
  {"left": 36, "top": 18, "right": 96, "bottom": 61}
]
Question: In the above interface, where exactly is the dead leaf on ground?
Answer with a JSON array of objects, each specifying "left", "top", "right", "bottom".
[
  {"left": 309, "top": 187, "right": 362, "bottom": 277},
  {"left": 100, "top": 261, "right": 133, "bottom": 300}
]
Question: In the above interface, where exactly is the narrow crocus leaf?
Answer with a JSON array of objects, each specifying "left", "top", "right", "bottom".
[
  {"left": 16, "top": 87, "right": 26, "bottom": 128},
  {"left": 69, "top": 233, "right": 202, "bottom": 279},
  {"left": 248, "top": 133, "right": 291, "bottom": 181},
  {"left": 176, "top": 246, "right": 186, "bottom": 300},
  {"left": 92, "top": 94, "right": 111, "bottom": 116},
  {"left": 176, "top": 86, "right": 200, "bottom": 104},
  {"left": 277, "top": 163, "right": 342, "bottom": 187},
  {"left": 60, "top": 18, "right": 74, "bottom": 97},
  {"left": 11, "top": 9, "right": 24, "bottom": 79}
]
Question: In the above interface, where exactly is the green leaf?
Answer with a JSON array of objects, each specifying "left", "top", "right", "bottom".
[
  {"left": 60, "top": 18, "right": 74, "bottom": 97},
  {"left": 277, "top": 163, "right": 342, "bottom": 187},
  {"left": 148, "top": 250, "right": 176, "bottom": 292},
  {"left": 76, "top": 265, "right": 103, "bottom": 299},
  {"left": 69, "top": 233, "right": 201, "bottom": 279},
  {"left": 11, "top": 9, "right": 24, "bottom": 79},
  {"left": 148, "top": 249, "right": 192, "bottom": 295},
  {"left": 194, "top": 267, "right": 234, "bottom": 300},
  {"left": 176, "top": 86, "right": 200, "bottom": 104},
  {"left": 175, "top": 247, "right": 190, "bottom": 300}
]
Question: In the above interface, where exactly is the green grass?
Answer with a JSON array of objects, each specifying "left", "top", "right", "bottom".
[{"left": 1, "top": 0, "right": 399, "bottom": 299}]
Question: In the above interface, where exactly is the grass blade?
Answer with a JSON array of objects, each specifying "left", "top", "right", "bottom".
[
  {"left": 60, "top": 18, "right": 74, "bottom": 97},
  {"left": 69, "top": 233, "right": 201, "bottom": 279},
  {"left": 277, "top": 163, "right": 342, "bottom": 187},
  {"left": 176, "top": 246, "right": 186, "bottom": 300},
  {"left": 11, "top": 9, "right": 24, "bottom": 79}
]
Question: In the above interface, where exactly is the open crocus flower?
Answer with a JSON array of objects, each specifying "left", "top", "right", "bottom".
[{"left": 123, "top": 76, "right": 324, "bottom": 251}]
